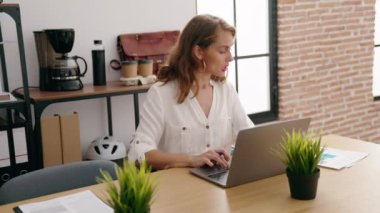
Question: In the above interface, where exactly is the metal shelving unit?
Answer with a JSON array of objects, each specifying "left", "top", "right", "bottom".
[{"left": 0, "top": 3, "right": 34, "bottom": 186}]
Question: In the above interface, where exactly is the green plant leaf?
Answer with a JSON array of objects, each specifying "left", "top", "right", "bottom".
[
  {"left": 272, "top": 129, "right": 325, "bottom": 175},
  {"left": 98, "top": 160, "right": 156, "bottom": 213}
]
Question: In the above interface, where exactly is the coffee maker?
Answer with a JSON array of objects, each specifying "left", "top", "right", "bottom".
[{"left": 34, "top": 29, "right": 87, "bottom": 91}]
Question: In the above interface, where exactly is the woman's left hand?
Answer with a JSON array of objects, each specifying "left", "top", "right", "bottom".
[{"left": 189, "top": 149, "right": 231, "bottom": 169}]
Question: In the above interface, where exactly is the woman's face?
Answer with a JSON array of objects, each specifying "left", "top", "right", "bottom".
[{"left": 202, "top": 28, "right": 234, "bottom": 78}]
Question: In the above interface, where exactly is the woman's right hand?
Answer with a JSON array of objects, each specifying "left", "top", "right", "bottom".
[{"left": 190, "top": 149, "right": 230, "bottom": 169}]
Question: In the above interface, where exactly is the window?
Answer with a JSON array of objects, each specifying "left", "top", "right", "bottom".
[
  {"left": 196, "top": 0, "right": 278, "bottom": 123},
  {"left": 374, "top": 1, "right": 380, "bottom": 99}
]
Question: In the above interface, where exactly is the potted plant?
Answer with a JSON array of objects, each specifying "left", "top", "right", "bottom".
[
  {"left": 273, "top": 129, "right": 325, "bottom": 200},
  {"left": 98, "top": 160, "right": 156, "bottom": 213}
]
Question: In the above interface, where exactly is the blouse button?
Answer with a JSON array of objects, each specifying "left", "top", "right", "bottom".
[
  {"left": 136, "top": 140, "right": 140, "bottom": 144},
  {"left": 206, "top": 125, "right": 209, "bottom": 129},
  {"left": 206, "top": 144, "right": 210, "bottom": 148},
  {"left": 182, "top": 127, "right": 186, "bottom": 131}
]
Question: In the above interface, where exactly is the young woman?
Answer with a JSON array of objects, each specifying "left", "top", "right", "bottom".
[{"left": 128, "top": 14, "right": 254, "bottom": 170}]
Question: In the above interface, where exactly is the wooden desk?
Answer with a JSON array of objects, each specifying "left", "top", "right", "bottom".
[
  {"left": 1, "top": 134, "right": 380, "bottom": 212},
  {"left": 15, "top": 81, "right": 152, "bottom": 170}
]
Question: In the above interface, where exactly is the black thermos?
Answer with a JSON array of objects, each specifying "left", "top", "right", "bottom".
[{"left": 92, "top": 40, "right": 106, "bottom": 85}]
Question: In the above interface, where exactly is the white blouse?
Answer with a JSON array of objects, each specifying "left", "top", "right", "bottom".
[{"left": 127, "top": 80, "right": 254, "bottom": 162}]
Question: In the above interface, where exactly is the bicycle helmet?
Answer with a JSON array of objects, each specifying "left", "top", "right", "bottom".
[{"left": 85, "top": 136, "right": 127, "bottom": 161}]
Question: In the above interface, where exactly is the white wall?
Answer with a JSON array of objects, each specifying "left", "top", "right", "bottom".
[{"left": 0, "top": 0, "right": 195, "bottom": 156}]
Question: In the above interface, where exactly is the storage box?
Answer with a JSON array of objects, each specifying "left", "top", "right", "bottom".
[
  {"left": 40, "top": 112, "right": 82, "bottom": 167},
  {"left": 0, "top": 128, "right": 28, "bottom": 168}
]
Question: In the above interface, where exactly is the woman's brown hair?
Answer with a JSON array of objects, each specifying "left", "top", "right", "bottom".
[{"left": 158, "top": 14, "right": 235, "bottom": 104}]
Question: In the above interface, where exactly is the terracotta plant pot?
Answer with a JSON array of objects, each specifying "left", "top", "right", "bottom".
[{"left": 286, "top": 168, "right": 320, "bottom": 200}]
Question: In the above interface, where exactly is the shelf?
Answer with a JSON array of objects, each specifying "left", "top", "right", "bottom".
[
  {"left": 0, "top": 114, "right": 27, "bottom": 130},
  {"left": 0, "top": 99, "right": 25, "bottom": 109},
  {"left": 0, "top": 4, "right": 19, "bottom": 9},
  {"left": 0, "top": 3, "right": 34, "bottom": 185},
  {"left": 15, "top": 81, "right": 152, "bottom": 101}
]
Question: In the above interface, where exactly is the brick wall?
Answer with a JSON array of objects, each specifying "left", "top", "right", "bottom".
[{"left": 277, "top": 0, "right": 380, "bottom": 143}]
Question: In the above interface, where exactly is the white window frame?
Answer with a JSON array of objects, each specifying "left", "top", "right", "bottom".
[{"left": 196, "top": 0, "right": 278, "bottom": 123}]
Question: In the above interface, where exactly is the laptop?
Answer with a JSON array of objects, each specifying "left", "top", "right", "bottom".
[{"left": 190, "top": 117, "right": 311, "bottom": 188}]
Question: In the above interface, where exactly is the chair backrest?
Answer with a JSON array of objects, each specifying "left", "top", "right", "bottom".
[{"left": 0, "top": 160, "right": 118, "bottom": 204}]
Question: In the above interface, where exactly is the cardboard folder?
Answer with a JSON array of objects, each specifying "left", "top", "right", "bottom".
[
  {"left": 40, "top": 113, "right": 82, "bottom": 167},
  {"left": 59, "top": 113, "right": 82, "bottom": 164},
  {"left": 41, "top": 115, "right": 62, "bottom": 167}
]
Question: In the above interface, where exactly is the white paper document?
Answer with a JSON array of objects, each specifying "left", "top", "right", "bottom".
[
  {"left": 318, "top": 147, "right": 368, "bottom": 170},
  {"left": 17, "top": 190, "right": 113, "bottom": 213}
]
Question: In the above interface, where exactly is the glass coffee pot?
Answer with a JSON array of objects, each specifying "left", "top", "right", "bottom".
[{"left": 34, "top": 29, "right": 87, "bottom": 91}]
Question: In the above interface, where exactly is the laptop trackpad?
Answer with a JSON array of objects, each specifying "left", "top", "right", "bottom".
[
  {"left": 190, "top": 165, "right": 229, "bottom": 186},
  {"left": 208, "top": 170, "right": 228, "bottom": 181},
  {"left": 203, "top": 166, "right": 229, "bottom": 183}
]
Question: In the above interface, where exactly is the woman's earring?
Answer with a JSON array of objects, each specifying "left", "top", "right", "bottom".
[{"left": 202, "top": 60, "right": 207, "bottom": 72}]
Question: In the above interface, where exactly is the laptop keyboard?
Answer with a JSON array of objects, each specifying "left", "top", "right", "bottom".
[{"left": 200, "top": 164, "right": 228, "bottom": 176}]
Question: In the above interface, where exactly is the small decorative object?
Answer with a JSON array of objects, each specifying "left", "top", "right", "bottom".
[
  {"left": 273, "top": 129, "right": 324, "bottom": 200},
  {"left": 98, "top": 160, "right": 156, "bottom": 213}
]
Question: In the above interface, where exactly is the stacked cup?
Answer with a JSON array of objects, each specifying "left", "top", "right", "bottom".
[
  {"left": 116, "top": 59, "right": 155, "bottom": 86},
  {"left": 121, "top": 60, "right": 138, "bottom": 78},
  {"left": 138, "top": 59, "right": 153, "bottom": 77}
]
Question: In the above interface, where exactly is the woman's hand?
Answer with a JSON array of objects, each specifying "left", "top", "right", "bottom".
[{"left": 190, "top": 149, "right": 231, "bottom": 169}]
